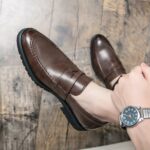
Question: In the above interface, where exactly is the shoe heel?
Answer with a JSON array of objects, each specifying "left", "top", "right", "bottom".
[{"left": 61, "top": 106, "right": 86, "bottom": 131}]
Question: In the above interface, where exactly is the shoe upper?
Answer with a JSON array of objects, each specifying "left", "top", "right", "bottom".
[
  {"left": 21, "top": 28, "right": 91, "bottom": 99},
  {"left": 20, "top": 28, "right": 106, "bottom": 130},
  {"left": 91, "top": 34, "right": 126, "bottom": 89}
]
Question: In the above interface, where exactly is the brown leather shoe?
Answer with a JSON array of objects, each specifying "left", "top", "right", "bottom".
[
  {"left": 90, "top": 34, "right": 126, "bottom": 89},
  {"left": 17, "top": 28, "right": 106, "bottom": 131}
]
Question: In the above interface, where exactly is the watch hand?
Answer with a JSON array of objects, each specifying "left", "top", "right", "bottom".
[
  {"left": 123, "top": 114, "right": 129, "bottom": 117},
  {"left": 123, "top": 114, "right": 132, "bottom": 120}
]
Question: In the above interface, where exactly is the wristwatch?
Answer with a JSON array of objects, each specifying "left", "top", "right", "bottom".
[{"left": 119, "top": 106, "right": 150, "bottom": 128}]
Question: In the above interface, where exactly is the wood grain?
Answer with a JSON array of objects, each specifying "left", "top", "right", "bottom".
[{"left": 0, "top": 66, "right": 42, "bottom": 150}]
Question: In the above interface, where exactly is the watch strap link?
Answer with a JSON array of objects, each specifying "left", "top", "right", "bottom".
[{"left": 142, "top": 108, "right": 150, "bottom": 119}]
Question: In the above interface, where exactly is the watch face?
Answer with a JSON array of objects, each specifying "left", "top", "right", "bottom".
[{"left": 120, "top": 106, "right": 140, "bottom": 127}]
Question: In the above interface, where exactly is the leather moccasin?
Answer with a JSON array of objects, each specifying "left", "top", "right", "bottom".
[{"left": 17, "top": 28, "right": 106, "bottom": 130}]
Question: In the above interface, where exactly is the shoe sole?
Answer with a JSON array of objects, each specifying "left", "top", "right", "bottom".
[{"left": 17, "top": 28, "right": 86, "bottom": 131}]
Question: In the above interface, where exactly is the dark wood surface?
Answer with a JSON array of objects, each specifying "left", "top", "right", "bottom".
[{"left": 0, "top": 0, "right": 150, "bottom": 149}]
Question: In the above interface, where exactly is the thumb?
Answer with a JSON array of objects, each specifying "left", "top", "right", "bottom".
[{"left": 141, "top": 63, "right": 150, "bottom": 81}]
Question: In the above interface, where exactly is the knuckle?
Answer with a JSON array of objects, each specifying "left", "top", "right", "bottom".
[
  {"left": 119, "top": 75, "right": 126, "bottom": 83},
  {"left": 131, "top": 66, "right": 141, "bottom": 73}
]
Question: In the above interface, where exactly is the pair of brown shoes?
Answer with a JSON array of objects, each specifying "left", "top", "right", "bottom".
[{"left": 17, "top": 28, "right": 125, "bottom": 131}]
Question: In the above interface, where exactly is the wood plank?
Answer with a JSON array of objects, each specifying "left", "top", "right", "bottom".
[
  {"left": 101, "top": 0, "right": 150, "bottom": 71},
  {"left": 0, "top": 0, "right": 52, "bottom": 67},
  {"left": 0, "top": 66, "right": 42, "bottom": 150},
  {"left": 36, "top": 92, "right": 68, "bottom": 150},
  {"left": 36, "top": 0, "right": 80, "bottom": 149},
  {"left": 0, "top": 0, "right": 53, "bottom": 149}
]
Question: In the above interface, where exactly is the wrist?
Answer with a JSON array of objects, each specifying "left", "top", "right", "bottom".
[{"left": 127, "top": 120, "right": 150, "bottom": 150}]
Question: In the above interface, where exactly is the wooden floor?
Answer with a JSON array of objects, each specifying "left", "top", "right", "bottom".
[{"left": 0, "top": 0, "right": 150, "bottom": 149}]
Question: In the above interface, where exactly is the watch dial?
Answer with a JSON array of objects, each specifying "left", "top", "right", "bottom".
[{"left": 121, "top": 106, "right": 140, "bottom": 127}]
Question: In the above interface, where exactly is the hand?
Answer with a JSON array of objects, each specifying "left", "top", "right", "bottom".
[
  {"left": 111, "top": 63, "right": 150, "bottom": 113},
  {"left": 111, "top": 63, "right": 150, "bottom": 150}
]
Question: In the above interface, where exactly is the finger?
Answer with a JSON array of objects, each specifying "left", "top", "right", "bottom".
[
  {"left": 130, "top": 66, "right": 145, "bottom": 79},
  {"left": 131, "top": 66, "right": 142, "bottom": 74},
  {"left": 113, "top": 74, "right": 127, "bottom": 91},
  {"left": 141, "top": 63, "right": 150, "bottom": 81},
  {"left": 112, "top": 74, "right": 125, "bottom": 89},
  {"left": 118, "top": 74, "right": 128, "bottom": 83}
]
